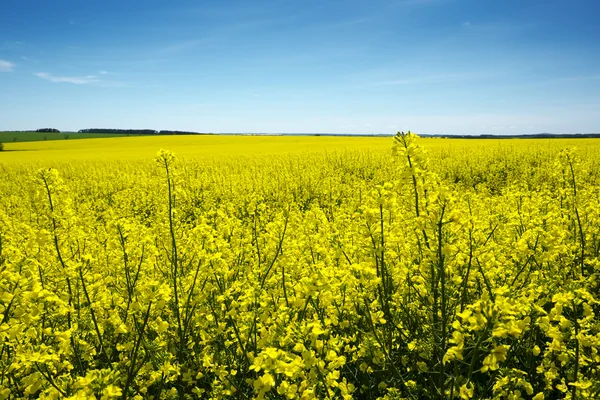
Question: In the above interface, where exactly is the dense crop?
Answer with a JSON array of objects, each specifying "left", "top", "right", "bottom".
[{"left": 0, "top": 133, "right": 599, "bottom": 399}]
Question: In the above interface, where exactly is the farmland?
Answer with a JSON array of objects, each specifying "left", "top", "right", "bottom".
[
  {"left": 1, "top": 135, "right": 393, "bottom": 163},
  {"left": 0, "top": 133, "right": 599, "bottom": 399},
  {"left": 0, "top": 131, "right": 132, "bottom": 144}
]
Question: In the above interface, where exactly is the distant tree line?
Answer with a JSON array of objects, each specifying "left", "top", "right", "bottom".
[
  {"left": 77, "top": 129, "right": 209, "bottom": 135},
  {"left": 2, "top": 130, "right": 44, "bottom": 133},
  {"left": 158, "top": 130, "right": 206, "bottom": 135},
  {"left": 36, "top": 128, "right": 60, "bottom": 133},
  {"left": 78, "top": 128, "right": 158, "bottom": 135},
  {"left": 430, "top": 133, "right": 600, "bottom": 139}
]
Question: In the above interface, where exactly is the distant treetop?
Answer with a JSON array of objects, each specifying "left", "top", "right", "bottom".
[
  {"left": 78, "top": 129, "right": 209, "bottom": 135},
  {"left": 78, "top": 128, "right": 158, "bottom": 134}
]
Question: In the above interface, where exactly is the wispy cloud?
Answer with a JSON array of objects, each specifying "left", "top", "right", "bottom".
[
  {"left": 373, "top": 72, "right": 483, "bottom": 86},
  {"left": 99, "top": 70, "right": 109, "bottom": 75},
  {"left": 0, "top": 60, "right": 15, "bottom": 72},
  {"left": 35, "top": 72, "right": 99, "bottom": 84},
  {"left": 332, "top": 16, "right": 374, "bottom": 27},
  {"left": 561, "top": 74, "right": 600, "bottom": 82},
  {"left": 525, "top": 74, "right": 600, "bottom": 87},
  {"left": 160, "top": 15, "right": 297, "bottom": 54},
  {"left": 161, "top": 37, "right": 213, "bottom": 53},
  {"left": 396, "top": 0, "right": 451, "bottom": 6},
  {"left": 331, "top": 0, "right": 449, "bottom": 28},
  {"left": 0, "top": 41, "right": 24, "bottom": 51},
  {"left": 460, "top": 21, "right": 538, "bottom": 36}
]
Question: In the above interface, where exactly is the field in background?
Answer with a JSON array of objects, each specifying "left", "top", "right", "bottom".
[
  {"left": 0, "top": 131, "right": 131, "bottom": 143},
  {"left": 1, "top": 135, "right": 393, "bottom": 163},
  {"left": 2, "top": 134, "right": 600, "bottom": 164},
  {"left": 1, "top": 134, "right": 599, "bottom": 399}
]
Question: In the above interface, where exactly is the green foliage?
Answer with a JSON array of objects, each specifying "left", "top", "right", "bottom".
[
  {"left": 0, "top": 131, "right": 129, "bottom": 143},
  {"left": 36, "top": 128, "right": 61, "bottom": 133}
]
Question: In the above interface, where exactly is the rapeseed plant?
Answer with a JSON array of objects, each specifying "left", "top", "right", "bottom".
[{"left": 0, "top": 134, "right": 598, "bottom": 398}]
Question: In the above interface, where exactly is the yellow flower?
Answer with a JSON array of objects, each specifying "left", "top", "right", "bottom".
[
  {"left": 481, "top": 345, "right": 508, "bottom": 372},
  {"left": 460, "top": 382, "right": 474, "bottom": 399}
]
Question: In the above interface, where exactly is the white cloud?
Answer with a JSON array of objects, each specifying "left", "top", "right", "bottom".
[
  {"left": 35, "top": 72, "right": 99, "bottom": 84},
  {"left": 99, "top": 70, "right": 108, "bottom": 75},
  {"left": 0, "top": 60, "right": 15, "bottom": 72}
]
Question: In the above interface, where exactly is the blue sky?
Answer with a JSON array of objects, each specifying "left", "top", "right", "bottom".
[{"left": 1, "top": 0, "right": 599, "bottom": 134}]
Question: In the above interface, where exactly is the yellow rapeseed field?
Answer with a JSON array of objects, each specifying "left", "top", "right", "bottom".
[{"left": 0, "top": 133, "right": 599, "bottom": 399}]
